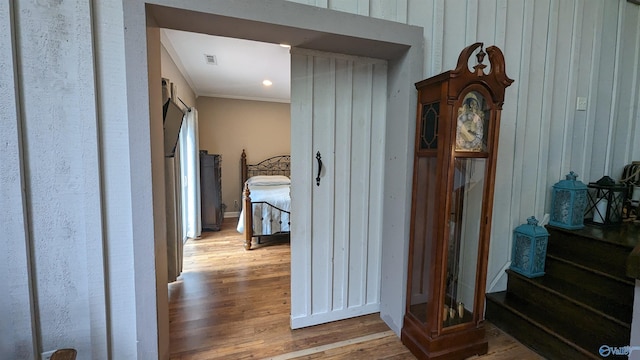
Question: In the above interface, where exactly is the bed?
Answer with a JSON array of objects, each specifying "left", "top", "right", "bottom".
[{"left": 237, "top": 150, "right": 291, "bottom": 250}]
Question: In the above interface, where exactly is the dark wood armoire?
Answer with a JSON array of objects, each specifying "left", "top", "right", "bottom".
[
  {"left": 200, "top": 150, "right": 223, "bottom": 231},
  {"left": 401, "top": 43, "right": 513, "bottom": 359}
]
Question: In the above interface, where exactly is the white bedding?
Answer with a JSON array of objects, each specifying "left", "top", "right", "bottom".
[{"left": 237, "top": 178, "right": 291, "bottom": 235}]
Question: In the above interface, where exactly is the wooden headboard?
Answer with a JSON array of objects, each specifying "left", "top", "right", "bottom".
[{"left": 240, "top": 149, "right": 291, "bottom": 186}]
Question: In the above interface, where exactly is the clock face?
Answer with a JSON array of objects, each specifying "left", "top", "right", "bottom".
[{"left": 455, "top": 92, "right": 487, "bottom": 152}]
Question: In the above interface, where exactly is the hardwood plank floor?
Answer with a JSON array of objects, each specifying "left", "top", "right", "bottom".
[{"left": 169, "top": 218, "right": 543, "bottom": 360}]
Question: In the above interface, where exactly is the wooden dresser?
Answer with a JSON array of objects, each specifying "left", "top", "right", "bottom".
[{"left": 200, "top": 151, "right": 223, "bottom": 231}]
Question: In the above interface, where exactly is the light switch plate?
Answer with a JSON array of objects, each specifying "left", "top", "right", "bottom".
[{"left": 576, "top": 97, "right": 587, "bottom": 111}]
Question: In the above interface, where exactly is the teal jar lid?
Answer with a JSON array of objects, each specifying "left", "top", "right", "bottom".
[
  {"left": 514, "top": 216, "right": 549, "bottom": 237},
  {"left": 553, "top": 171, "right": 587, "bottom": 191}
]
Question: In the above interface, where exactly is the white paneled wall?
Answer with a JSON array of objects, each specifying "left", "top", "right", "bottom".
[
  {"left": 288, "top": 0, "right": 640, "bottom": 291},
  {"left": 2, "top": 0, "right": 108, "bottom": 358},
  {"left": 1, "top": 0, "right": 638, "bottom": 358},
  {"left": 0, "top": 1, "right": 35, "bottom": 359}
]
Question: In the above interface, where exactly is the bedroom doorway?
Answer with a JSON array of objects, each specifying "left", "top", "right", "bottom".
[
  {"left": 162, "top": 28, "right": 294, "bottom": 350},
  {"left": 130, "top": 2, "right": 423, "bottom": 356}
]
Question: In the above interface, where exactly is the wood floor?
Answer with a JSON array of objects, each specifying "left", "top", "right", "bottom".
[{"left": 168, "top": 218, "right": 544, "bottom": 360}]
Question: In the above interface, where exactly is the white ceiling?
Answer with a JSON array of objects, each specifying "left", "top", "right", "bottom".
[{"left": 161, "top": 29, "right": 291, "bottom": 103}]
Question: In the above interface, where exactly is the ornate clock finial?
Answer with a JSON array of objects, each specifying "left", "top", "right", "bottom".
[
  {"left": 476, "top": 48, "right": 486, "bottom": 64},
  {"left": 473, "top": 48, "right": 487, "bottom": 76}
]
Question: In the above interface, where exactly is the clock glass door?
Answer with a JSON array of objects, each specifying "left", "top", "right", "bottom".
[
  {"left": 408, "top": 100, "right": 440, "bottom": 324},
  {"left": 443, "top": 157, "right": 486, "bottom": 327}
]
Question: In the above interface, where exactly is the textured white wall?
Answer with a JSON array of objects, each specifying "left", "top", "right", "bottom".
[
  {"left": 2, "top": 0, "right": 109, "bottom": 358},
  {"left": 2, "top": 0, "right": 638, "bottom": 359},
  {"left": 0, "top": 0, "right": 36, "bottom": 359}
]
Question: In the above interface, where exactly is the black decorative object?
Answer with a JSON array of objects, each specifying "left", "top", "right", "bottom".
[
  {"left": 584, "top": 176, "right": 627, "bottom": 226},
  {"left": 316, "top": 151, "right": 322, "bottom": 186}
]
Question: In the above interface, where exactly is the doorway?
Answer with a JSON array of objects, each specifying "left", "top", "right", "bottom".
[
  {"left": 121, "top": 2, "right": 423, "bottom": 357},
  {"left": 161, "top": 29, "right": 294, "bottom": 353}
]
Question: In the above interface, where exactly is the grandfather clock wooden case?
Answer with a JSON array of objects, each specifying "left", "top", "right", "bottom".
[{"left": 401, "top": 43, "right": 513, "bottom": 359}]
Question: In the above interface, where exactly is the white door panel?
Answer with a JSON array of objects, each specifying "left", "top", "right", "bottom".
[{"left": 290, "top": 49, "right": 387, "bottom": 328}]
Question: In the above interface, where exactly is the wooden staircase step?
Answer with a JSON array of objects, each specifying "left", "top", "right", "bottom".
[
  {"left": 531, "top": 266, "right": 632, "bottom": 324},
  {"left": 487, "top": 223, "right": 637, "bottom": 360},
  {"left": 546, "top": 225, "right": 636, "bottom": 280},
  {"left": 504, "top": 269, "right": 630, "bottom": 350},
  {"left": 486, "top": 291, "right": 599, "bottom": 360},
  {"left": 544, "top": 255, "right": 634, "bottom": 314}
]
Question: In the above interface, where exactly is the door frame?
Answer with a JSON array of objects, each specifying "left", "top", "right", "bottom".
[{"left": 120, "top": 1, "right": 423, "bottom": 357}]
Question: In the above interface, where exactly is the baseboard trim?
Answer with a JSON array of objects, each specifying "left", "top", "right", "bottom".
[{"left": 290, "top": 303, "right": 380, "bottom": 329}]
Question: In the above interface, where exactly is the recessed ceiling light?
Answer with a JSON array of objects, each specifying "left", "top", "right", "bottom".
[{"left": 262, "top": 80, "right": 273, "bottom": 86}]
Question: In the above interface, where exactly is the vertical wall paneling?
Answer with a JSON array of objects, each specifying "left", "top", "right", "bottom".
[
  {"left": 476, "top": 0, "right": 497, "bottom": 46},
  {"left": 311, "top": 55, "right": 335, "bottom": 315},
  {"left": 442, "top": 1, "right": 468, "bottom": 68},
  {"left": 567, "top": 1, "right": 585, "bottom": 176},
  {"left": 287, "top": 0, "right": 328, "bottom": 7},
  {"left": 92, "top": 0, "right": 139, "bottom": 357},
  {"left": 432, "top": 0, "right": 445, "bottom": 75},
  {"left": 15, "top": 0, "right": 108, "bottom": 357},
  {"left": 630, "top": 8, "right": 640, "bottom": 162},
  {"left": 487, "top": 0, "right": 526, "bottom": 292},
  {"left": 359, "top": 0, "right": 370, "bottom": 16},
  {"left": 370, "top": 0, "right": 407, "bottom": 23},
  {"left": 572, "top": 0, "right": 600, "bottom": 180},
  {"left": 348, "top": 62, "right": 369, "bottom": 308},
  {"left": 610, "top": 2, "right": 640, "bottom": 172},
  {"left": 370, "top": 0, "right": 389, "bottom": 20},
  {"left": 0, "top": 1, "right": 37, "bottom": 359},
  {"left": 290, "top": 53, "right": 314, "bottom": 322},
  {"left": 465, "top": 0, "right": 479, "bottom": 46},
  {"left": 520, "top": 0, "right": 550, "bottom": 221},
  {"left": 333, "top": 58, "right": 353, "bottom": 310},
  {"left": 493, "top": 0, "right": 507, "bottom": 47},
  {"left": 407, "top": 0, "right": 435, "bottom": 76},
  {"left": 290, "top": 49, "right": 387, "bottom": 328},
  {"left": 328, "top": 0, "right": 363, "bottom": 16},
  {"left": 589, "top": 1, "right": 618, "bottom": 180},
  {"left": 604, "top": 1, "right": 625, "bottom": 174},
  {"left": 534, "top": 0, "right": 558, "bottom": 218},
  {"left": 544, "top": 0, "right": 577, "bottom": 210},
  {"left": 397, "top": 0, "right": 408, "bottom": 25},
  {"left": 509, "top": 0, "right": 534, "bottom": 229},
  {"left": 367, "top": 62, "right": 387, "bottom": 305},
  {"left": 401, "top": 0, "right": 640, "bottom": 294}
]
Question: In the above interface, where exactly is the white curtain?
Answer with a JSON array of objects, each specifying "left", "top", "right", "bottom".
[{"left": 179, "top": 107, "right": 202, "bottom": 240}]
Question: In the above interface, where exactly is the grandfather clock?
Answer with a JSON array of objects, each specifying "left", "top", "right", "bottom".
[{"left": 401, "top": 43, "right": 513, "bottom": 359}]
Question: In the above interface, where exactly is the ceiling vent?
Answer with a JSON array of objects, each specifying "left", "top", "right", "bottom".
[{"left": 204, "top": 54, "right": 217, "bottom": 65}]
